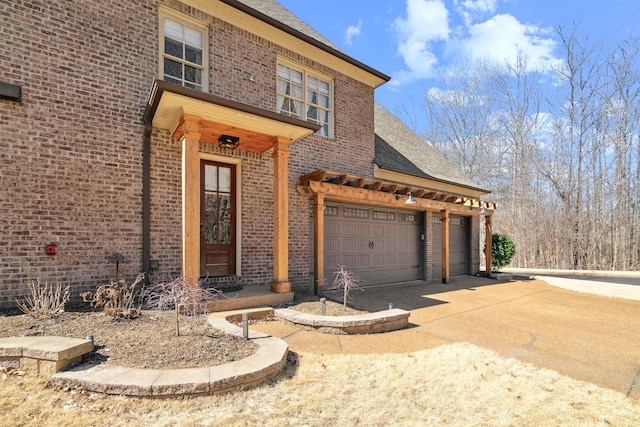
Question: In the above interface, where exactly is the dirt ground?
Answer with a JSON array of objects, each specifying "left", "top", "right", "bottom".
[{"left": 0, "top": 296, "right": 356, "bottom": 369}]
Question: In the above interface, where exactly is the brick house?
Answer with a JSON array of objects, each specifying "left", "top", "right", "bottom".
[{"left": 0, "top": 0, "right": 493, "bottom": 309}]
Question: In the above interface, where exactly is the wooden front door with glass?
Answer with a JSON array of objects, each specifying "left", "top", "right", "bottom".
[{"left": 200, "top": 160, "right": 236, "bottom": 277}]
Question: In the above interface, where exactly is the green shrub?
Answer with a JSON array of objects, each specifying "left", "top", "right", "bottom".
[{"left": 491, "top": 234, "right": 515, "bottom": 272}]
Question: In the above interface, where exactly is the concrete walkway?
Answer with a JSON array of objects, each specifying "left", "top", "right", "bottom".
[{"left": 252, "top": 276, "right": 640, "bottom": 400}]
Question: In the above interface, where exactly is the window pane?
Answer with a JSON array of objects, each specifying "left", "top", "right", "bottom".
[
  {"left": 308, "top": 89, "right": 318, "bottom": 104},
  {"left": 319, "top": 94, "right": 329, "bottom": 108},
  {"left": 278, "top": 64, "right": 290, "bottom": 79},
  {"left": 307, "top": 105, "right": 318, "bottom": 121},
  {"left": 219, "top": 167, "right": 231, "bottom": 192},
  {"left": 318, "top": 109, "right": 329, "bottom": 125},
  {"left": 292, "top": 100, "right": 302, "bottom": 118},
  {"left": 291, "top": 83, "right": 303, "bottom": 99},
  {"left": 205, "top": 165, "right": 217, "bottom": 191},
  {"left": 184, "top": 27, "right": 203, "bottom": 48},
  {"left": 164, "top": 37, "right": 183, "bottom": 59},
  {"left": 185, "top": 65, "right": 202, "bottom": 84},
  {"left": 164, "top": 18, "right": 183, "bottom": 40},
  {"left": 319, "top": 80, "right": 330, "bottom": 95},
  {"left": 308, "top": 76, "right": 318, "bottom": 90},
  {"left": 164, "top": 58, "right": 182, "bottom": 78},
  {"left": 277, "top": 79, "right": 290, "bottom": 95},
  {"left": 185, "top": 45, "right": 202, "bottom": 65},
  {"left": 291, "top": 69, "right": 303, "bottom": 84},
  {"left": 165, "top": 76, "right": 181, "bottom": 85}
]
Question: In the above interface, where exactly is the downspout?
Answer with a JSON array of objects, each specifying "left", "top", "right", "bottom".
[{"left": 142, "top": 121, "right": 152, "bottom": 283}]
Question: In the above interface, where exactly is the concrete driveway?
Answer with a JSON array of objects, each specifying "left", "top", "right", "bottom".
[{"left": 253, "top": 277, "right": 640, "bottom": 399}]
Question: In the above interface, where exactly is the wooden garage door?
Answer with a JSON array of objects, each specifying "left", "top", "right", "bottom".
[
  {"left": 324, "top": 204, "right": 422, "bottom": 286},
  {"left": 432, "top": 214, "right": 469, "bottom": 279}
]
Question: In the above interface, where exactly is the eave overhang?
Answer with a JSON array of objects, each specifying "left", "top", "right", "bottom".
[
  {"left": 374, "top": 165, "right": 491, "bottom": 198},
  {"left": 144, "top": 80, "right": 321, "bottom": 153}
]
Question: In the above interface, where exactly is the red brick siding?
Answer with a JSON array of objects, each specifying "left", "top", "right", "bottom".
[{"left": 0, "top": 0, "right": 157, "bottom": 308}]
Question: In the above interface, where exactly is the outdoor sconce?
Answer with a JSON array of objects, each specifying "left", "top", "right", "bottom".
[
  {"left": 218, "top": 134, "right": 240, "bottom": 149},
  {"left": 396, "top": 192, "right": 417, "bottom": 204},
  {"left": 479, "top": 206, "right": 489, "bottom": 216}
]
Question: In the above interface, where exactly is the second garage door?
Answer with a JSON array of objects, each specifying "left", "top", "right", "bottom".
[
  {"left": 432, "top": 213, "right": 470, "bottom": 279},
  {"left": 324, "top": 204, "right": 423, "bottom": 286}
]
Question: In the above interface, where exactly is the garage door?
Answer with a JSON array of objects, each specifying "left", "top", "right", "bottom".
[
  {"left": 324, "top": 204, "right": 422, "bottom": 286},
  {"left": 431, "top": 214, "right": 469, "bottom": 279}
]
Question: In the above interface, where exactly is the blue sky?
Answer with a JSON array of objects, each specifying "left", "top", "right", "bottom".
[{"left": 278, "top": 0, "right": 640, "bottom": 116}]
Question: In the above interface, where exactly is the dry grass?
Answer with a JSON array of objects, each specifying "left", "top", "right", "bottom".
[{"left": 2, "top": 343, "right": 639, "bottom": 426}]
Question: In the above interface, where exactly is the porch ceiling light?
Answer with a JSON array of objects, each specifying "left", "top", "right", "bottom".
[
  {"left": 479, "top": 207, "right": 489, "bottom": 215},
  {"left": 218, "top": 134, "right": 240, "bottom": 149}
]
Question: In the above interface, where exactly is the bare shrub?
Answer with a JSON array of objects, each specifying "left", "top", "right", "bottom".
[
  {"left": 141, "top": 277, "right": 220, "bottom": 336},
  {"left": 81, "top": 274, "right": 144, "bottom": 319},
  {"left": 15, "top": 279, "right": 70, "bottom": 317},
  {"left": 326, "top": 265, "right": 364, "bottom": 307}
]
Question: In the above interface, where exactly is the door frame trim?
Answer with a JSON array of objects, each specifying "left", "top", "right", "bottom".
[{"left": 200, "top": 153, "right": 242, "bottom": 276}]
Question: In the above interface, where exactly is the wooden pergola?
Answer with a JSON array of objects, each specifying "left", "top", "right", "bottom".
[{"left": 298, "top": 170, "right": 496, "bottom": 292}]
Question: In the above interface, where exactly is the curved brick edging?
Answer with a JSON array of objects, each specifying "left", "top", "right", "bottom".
[
  {"left": 274, "top": 307, "right": 410, "bottom": 334},
  {"left": 49, "top": 312, "right": 288, "bottom": 397}
]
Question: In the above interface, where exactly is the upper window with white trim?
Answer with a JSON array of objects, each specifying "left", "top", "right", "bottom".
[
  {"left": 159, "top": 9, "right": 208, "bottom": 91},
  {"left": 277, "top": 62, "right": 333, "bottom": 138}
]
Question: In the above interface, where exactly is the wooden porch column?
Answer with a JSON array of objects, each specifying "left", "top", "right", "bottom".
[
  {"left": 313, "top": 193, "right": 325, "bottom": 295},
  {"left": 441, "top": 210, "right": 450, "bottom": 284},
  {"left": 485, "top": 214, "right": 493, "bottom": 277},
  {"left": 271, "top": 136, "right": 291, "bottom": 293},
  {"left": 181, "top": 117, "right": 201, "bottom": 285}
]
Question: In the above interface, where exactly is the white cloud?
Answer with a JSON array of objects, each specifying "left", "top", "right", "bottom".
[
  {"left": 345, "top": 19, "right": 363, "bottom": 46},
  {"left": 391, "top": 0, "right": 450, "bottom": 85},
  {"left": 458, "top": 14, "right": 562, "bottom": 72},
  {"left": 390, "top": 1, "right": 561, "bottom": 86},
  {"left": 459, "top": 0, "right": 498, "bottom": 13},
  {"left": 455, "top": 0, "right": 498, "bottom": 26}
]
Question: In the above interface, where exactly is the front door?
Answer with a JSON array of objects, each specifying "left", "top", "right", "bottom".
[{"left": 200, "top": 160, "right": 236, "bottom": 277}]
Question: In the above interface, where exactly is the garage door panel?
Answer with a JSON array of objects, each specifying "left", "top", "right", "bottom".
[
  {"left": 324, "top": 204, "right": 422, "bottom": 286},
  {"left": 326, "top": 222, "right": 340, "bottom": 236},
  {"left": 387, "top": 240, "right": 398, "bottom": 251},
  {"left": 326, "top": 238, "right": 340, "bottom": 252},
  {"left": 431, "top": 214, "right": 469, "bottom": 278},
  {"left": 372, "top": 227, "right": 385, "bottom": 237}
]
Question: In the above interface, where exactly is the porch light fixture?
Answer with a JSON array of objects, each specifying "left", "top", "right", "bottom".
[
  {"left": 479, "top": 207, "right": 489, "bottom": 215},
  {"left": 218, "top": 134, "right": 240, "bottom": 149},
  {"left": 397, "top": 192, "right": 417, "bottom": 204}
]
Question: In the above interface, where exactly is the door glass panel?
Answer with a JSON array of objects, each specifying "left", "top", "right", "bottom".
[
  {"left": 205, "top": 165, "right": 217, "bottom": 191},
  {"left": 219, "top": 167, "right": 231, "bottom": 192},
  {"left": 204, "top": 192, "right": 219, "bottom": 244},
  {"left": 219, "top": 194, "right": 231, "bottom": 219},
  {"left": 219, "top": 219, "right": 231, "bottom": 244}
]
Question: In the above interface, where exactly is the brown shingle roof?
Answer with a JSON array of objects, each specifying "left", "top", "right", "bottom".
[
  {"left": 374, "top": 102, "right": 489, "bottom": 193},
  {"left": 234, "top": 0, "right": 339, "bottom": 49}
]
